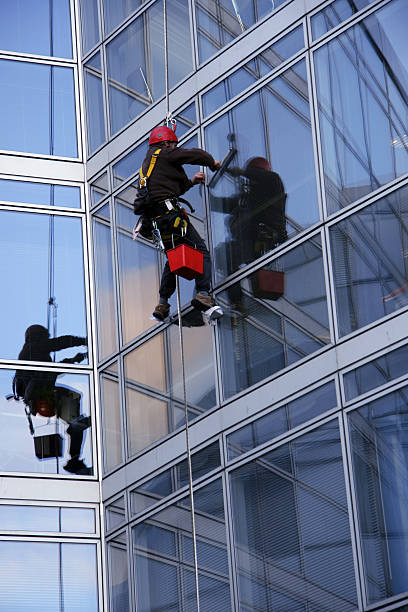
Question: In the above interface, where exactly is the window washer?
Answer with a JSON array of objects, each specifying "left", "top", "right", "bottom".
[{"left": 135, "top": 125, "right": 221, "bottom": 321}]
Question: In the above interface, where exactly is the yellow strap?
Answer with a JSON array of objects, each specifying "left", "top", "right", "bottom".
[{"left": 139, "top": 148, "right": 161, "bottom": 186}]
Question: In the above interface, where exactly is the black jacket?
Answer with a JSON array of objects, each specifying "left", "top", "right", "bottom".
[{"left": 142, "top": 145, "right": 217, "bottom": 216}]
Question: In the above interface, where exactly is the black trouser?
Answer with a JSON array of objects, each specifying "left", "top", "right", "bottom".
[{"left": 159, "top": 221, "right": 212, "bottom": 300}]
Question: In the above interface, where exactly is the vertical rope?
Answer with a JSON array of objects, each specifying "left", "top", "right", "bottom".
[
  {"left": 163, "top": 0, "right": 170, "bottom": 122},
  {"left": 176, "top": 276, "right": 201, "bottom": 612}
]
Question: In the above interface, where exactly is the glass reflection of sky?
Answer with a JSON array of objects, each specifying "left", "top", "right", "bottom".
[
  {"left": 0, "top": 211, "right": 87, "bottom": 362},
  {"left": 0, "top": 179, "right": 81, "bottom": 208}
]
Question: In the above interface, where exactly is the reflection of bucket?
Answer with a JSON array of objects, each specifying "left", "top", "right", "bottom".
[
  {"left": 33, "top": 399, "right": 55, "bottom": 418},
  {"left": 34, "top": 433, "right": 63, "bottom": 459},
  {"left": 167, "top": 244, "right": 203, "bottom": 280},
  {"left": 251, "top": 269, "right": 284, "bottom": 300}
]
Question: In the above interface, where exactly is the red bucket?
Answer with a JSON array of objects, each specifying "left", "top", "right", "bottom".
[{"left": 167, "top": 244, "right": 203, "bottom": 280}]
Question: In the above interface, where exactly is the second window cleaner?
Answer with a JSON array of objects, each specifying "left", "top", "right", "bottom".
[{"left": 133, "top": 124, "right": 223, "bottom": 322}]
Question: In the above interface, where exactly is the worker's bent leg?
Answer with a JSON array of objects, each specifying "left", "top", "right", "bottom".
[
  {"left": 184, "top": 223, "right": 212, "bottom": 294},
  {"left": 159, "top": 260, "right": 177, "bottom": 300}
]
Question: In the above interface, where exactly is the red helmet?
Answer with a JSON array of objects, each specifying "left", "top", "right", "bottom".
[
  {"left": 149, "top": 126, "right": 178, "bottom": 145},
  {"left": 246, "top": 156, "right": 271, "bottom": 172}
]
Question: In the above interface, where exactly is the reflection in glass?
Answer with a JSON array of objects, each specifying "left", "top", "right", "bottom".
[
  {"left": 112, "top": 141, "right": 147, "bottom": 187},
  {"left": 133, "top": 479, "right": 232, "bottom": 611},
  {"left": 0, "top": 368, "right": 91, "bottom": 475},
  {"left": 107, "top": 0, "right": 193, "bottom": 135},
  {"left": 330, "top": 185, "right": 408, "bottom": 337},
  {"left": 106, "top": 496, "right": 126, "bottom": 532},
  {"left": 311, "top": 0, "right": 373, "bottom": 40},
  {"left": 93, "top": 205, "right": 117, "bottom": 360},
  {"left": 0, "top": 541, "right": 98, "bottom": 611},
  {"left": 90, "top": 172, "right": 109, "bottom": 206},
  {"left": 230, "top": 420, "right": 357, "bottom": 610},
  {"left": 108, "top": 534, "right": 130, "bottom": 612},
  {"left": 116, "top": 200, "right": 160, "bottom": 344},
  {"left": 218, "top": 235, "right": 330, "bottom": 398},
  {"left": 227, "top": 381, "right": 337, "bottom": 458},
  {"left": 202, "top": 24, "right": 304, "bottom": 117},
  {"left": 84, "top": 53, "right": 106, "bottom": 155},
  {"left": 196, "top": 0, "right": 288, "bottom": 64},
  {"left": 0, "top": 178, "right": 80, "bottom": 208},
  {"left": 0, "top": 211, "right": 87, "bottom": 361},
  {"left": 124, "top": 320, "right": 216, "bottom": 455},
  {"left": 0, "top": 504, "right": 95, "bottom": 533},
  {"left": 206, "top": 60, "right": 319, "bottom": 281},
  {"left": 103, "top": 0, "right": 143, "bottom": 35},
  {"left": 314, "top": 0, "right": 408, "bottom": 214},
  {"left": 349, "top": 387, "right": 408, "bottom": 603},
  {"left": 0, "top": 59, "right": 77, "bottom": 157},
  {"left": 79, "top": 0, "right": 100, "bottom": 56},
  {"left": 0, "top": 0, "right": 72, "bottom": 58},
  {"left": 344, "top": 343, "right": 408, "bottom": 401},
  {"left": 100, "top": 364, "right": 123, "bottom": 473}
]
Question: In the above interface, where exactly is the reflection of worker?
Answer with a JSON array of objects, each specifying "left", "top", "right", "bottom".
[
  {"left": 138, "top": 126, "right": 220, "bottom": 321},
  {"left": 213, "top": 157, "right": 287, "bottom": 270},
  {"left": 13, "top": 325, "right": 91, "bottom": 475}
]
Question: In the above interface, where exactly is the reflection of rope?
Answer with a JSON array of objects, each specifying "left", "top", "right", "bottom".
[{"left": 175, "top": 276, "right": 201, "bottom": 612}]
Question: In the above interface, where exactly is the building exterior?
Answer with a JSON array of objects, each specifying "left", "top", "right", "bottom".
[{"left": 0, "top": 0, "right": 407, "bottom": 610}]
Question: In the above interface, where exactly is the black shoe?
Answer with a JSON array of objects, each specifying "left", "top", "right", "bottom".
[
  {"left": 64, "top": 457, "right": 92, "bottom": 475},
  {"left": 153, "top": 303, "right": 170, "bottom": 320}
]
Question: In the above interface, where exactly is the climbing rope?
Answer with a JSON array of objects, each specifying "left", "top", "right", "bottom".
[{"left": 162, "top": 0, "right": 201, "bottom": 607}]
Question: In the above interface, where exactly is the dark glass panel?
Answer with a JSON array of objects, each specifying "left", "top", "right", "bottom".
[
  {"left": 227, "top": 381, "right": 337, "bottom": 458},
  {"left": 0, "top": 369, "right": 92, "bottom": 475},
  {"left": 314, "top": 0, "right": 408, "bottom": 214},
  {"left": 133, "top": 479, "right": 232, "bottom": 611},
  {"left": 349, "top": 387, "right": 408, "bottom": 603},
  {"left": 218, "top": 235, "right": 330, "bottom": 398},
  {"left": 230, "top": 420, "right": 357, "bottom": 610},
  {"left": 112, "top": 141, "right": 147, "bottom": 187},
  {"left": 84, "top": 53, "right": 106, "bottom": 155},
  {"left": 344, "top": 343, "right": 408, "bottom": 401},
  {"left": 108, "top": 535, "right": 130, "bottom": 612},
  {"left": 206, "top": 60, "right": 318, "bottom": 281},
  {"left": 0, "top": 60, "right": 77, "bottom": 157},
  {"left": 90, "top": 172, "right": 109, "bottom": 206},
  {"left": 312, "top": 0, "right": 374, "bottom": 40},
  {"left": 106, "top": 496, "right": 126, "bottom": 532},
  {"left": 0, "top": 0, "right": 72, "bottom": 58},
  {"left": 329, "top": 185, "right": 408, "bottom": 337}
]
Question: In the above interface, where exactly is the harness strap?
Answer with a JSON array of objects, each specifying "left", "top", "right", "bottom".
[{"left": 139, "top": 148, "right": 161, "bottom": 187}]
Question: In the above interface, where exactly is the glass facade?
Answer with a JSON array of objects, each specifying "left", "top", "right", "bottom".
[{"left": 1, "top": 0, "right": 407, "bottom": 610}]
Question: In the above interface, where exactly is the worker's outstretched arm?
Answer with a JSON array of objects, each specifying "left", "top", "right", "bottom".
[{"left": 169, "top": 147, "right": 220, "bottom": 171}]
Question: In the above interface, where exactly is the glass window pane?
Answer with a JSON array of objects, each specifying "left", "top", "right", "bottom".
[
  {"left": 112, "top": 141, "right": 147, "bottom": 187},
  {"left": 108, "top": 537, "right": 130, "bottom": 612},
  {"left": 0, "top": 0, "right": 72, "bottom": 58},
  {"left": 0, "top": 505, "right": 95, "bottom": 533},
  {"left": 79, "top": 0, "right": 100, "bottom": 56},
  {"left": 90, "top": 172, "right": 109, "bottom": 206},
  {"left": 130, "top": 469, "right": 173, "bottom": 516},
  {"left": 85, "top": 53, "right": 106, "bottom": 155},
  {"left": 230, "top": 420, "right": 357, "bottom": 611},
  {"left": 116, "top": 199, "right": 160, "bottom": 344},
  {"left": 196, "top": 0, "right": 289, "bottom": 64},
  {"left": 0, "top": 370, "right": 92, "bottom": 475},
  {"left": 219, "top": 235, "right": 330, "bottom": 398},
  {"left": 311, "top": 0, "right": 374, "bottom": 40},
  {"left": 107, "top": 0, "right": 193, "bottom": 135},
  {"left": 100, "top": 364, "right": 123, "bottom": 473},
  {"left": 0, "top": 179, "right": 80, "bottom": 208},
  {"left": 103, "top": 0, "right": 142, "bottom": 35},
  {"left": 93, "top": 205, "right": 117, "bottom": 360},
  {"left": 0, "top": 211, "right": 87, "bottom": 361},
  {"left": 61, "top": 543, "right": 99, "bottom": 611},
  {"left": 0, "top": 60, "right": 77, "bottom": 157},
  {"left": 314, "top": 0, "right": 408, "bottom": 214},
  {"left": 133, "top": 479, "right": 232, "bottom": 611},
  {"left": 124, "top": 320, "right": 216, "bottom": 454},
  {"left": 349, "top": 387, "right": 408, "bottom": 603},
  {"left": 344, "top": 344, "right": 408, "bottom": 401},
  {"left": 60, "top": 507, "right": 96, "bottom": 533},
  {"left": 227, "top": 381, "right": 337, "bottom": 458},
  {"left": 329, "top": 185, "right": 408, "bottom": 337},
  {"left": 106, "top": 496, "right": 126, "bottom": 532},
  {"left": 206, "top": 61, "right": 319, "bottom": 281}
]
